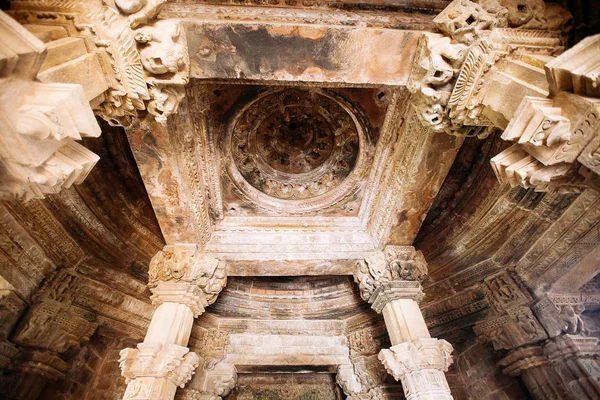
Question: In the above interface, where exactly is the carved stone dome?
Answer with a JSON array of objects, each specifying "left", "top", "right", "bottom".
[{"left": 226, "top": 88, "right": 367, "bottom": 213}]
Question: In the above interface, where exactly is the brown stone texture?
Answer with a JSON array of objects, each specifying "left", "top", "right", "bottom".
[
  {"left": 1, "top": 0, "right": 600, "bottom": 399},
  {"left": 448, "top": 330, "right": 531, "bottom": 400},
  {"left": 227, "top": 373, "right": 343, "bottom": 399}
]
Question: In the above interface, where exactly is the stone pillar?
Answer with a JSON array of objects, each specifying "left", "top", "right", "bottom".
[
  {"left": 354, "top": 246, "right": 454, "bottom": 400},
  {"left": 119, "top": 245, "right": 227, "bottom": 400},
  {"left": 498, "top": 334, "right": 600, "bottom": 400},
  {"left": 474, "top": 273, "right": 600, "bottom": 400}
]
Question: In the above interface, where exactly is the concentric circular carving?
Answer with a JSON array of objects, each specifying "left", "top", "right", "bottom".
[{"left": 225, "top": 89, "right": 368, "bottom": 213}]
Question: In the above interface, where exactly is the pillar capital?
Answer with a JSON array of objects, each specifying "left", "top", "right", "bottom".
[
  {"left": 379, "top": 338, "right": 454, "bottom": 378},
  {"left": 497, "top": 335, "right": 600, "bottom": 399},
  {"left": 148, "top": 245, "right": 226, "bottom": 315},
  {"left": 119, "top": 343, "right": 200, "bottom": 399},
  {"left": 354, "top": 245, "right": 427, "bottom": 311},
  {"left": 378, "top": 338, "right": 454, "bottom": 400}
]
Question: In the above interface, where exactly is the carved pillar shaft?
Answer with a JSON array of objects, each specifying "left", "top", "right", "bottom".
[
  {"left": 381, "top": 298, "right": 431, "bottom": 346},
  {"left": 355, "top": 246, "right": 454, "bottom": 400},
  {"left": 378, "top": 300, "right": 454, "bottom": 400},
  {"left": 120, "top": 246, "right": 226, "bottom": 400},
  {"left": 144, "top": 302, "right": 194, "bottom": 346}
]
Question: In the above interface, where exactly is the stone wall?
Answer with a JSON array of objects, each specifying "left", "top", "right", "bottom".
[
  {"left": 449, "top": 330, "right": 530, "bottom": 400},
  {"left": 227, "top": 373, "right": 343, "bottom": 400},
  {"left": 39, "top": 335, "right": 136, "bottom": 400}
]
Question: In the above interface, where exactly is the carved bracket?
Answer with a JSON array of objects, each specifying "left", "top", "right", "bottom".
[{"left": 9, "top": 1, "right": 190, "bottom": 127}]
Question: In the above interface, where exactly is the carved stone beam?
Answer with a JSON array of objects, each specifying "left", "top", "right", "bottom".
[
  {"left": 120, "top": 245, "right": 226, "bottom": 400},
  {"left": 490, "top": 91, "right": 600, "bottom": 193},
  {"left": 354, "top": 246, "right": 455, "bottom": 400},
  {"left": 409, "top": 0, "right": 571, "bottom": 137},
  {"left": 448, "top": 28, "right": 600, "bottom": 193},
  {"left": 0, "top": 10, "right": 102, "bottom": 201}
]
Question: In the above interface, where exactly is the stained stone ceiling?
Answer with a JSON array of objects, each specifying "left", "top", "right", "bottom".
[
  {"left": 126, "top": 81, "right": 463, "bottom": 271},
  {"left": 2, "top": 0, "right": 600, "bottom": 398}
]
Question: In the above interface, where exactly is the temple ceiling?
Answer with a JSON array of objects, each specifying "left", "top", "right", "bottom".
[{"left": 1, "top": 1, "right": 600, "bottom": 398}]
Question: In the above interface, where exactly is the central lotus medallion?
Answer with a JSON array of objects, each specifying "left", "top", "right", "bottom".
[{"left": 225, "top": 88, "right": 368, "bottom": 213}]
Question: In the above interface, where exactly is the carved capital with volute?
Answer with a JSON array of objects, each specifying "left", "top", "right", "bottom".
[
  {"left": 148, "top": 245, "right": 227, "bottom": 316},
  {"left": 119, "top": 343, "right": 200, "bottom": 399},
  {"left": 354, "top": 246, "right": 427, "bottom": 313},
  {"left": 379, "top": 338, "right": 454, "bottom": 400}
]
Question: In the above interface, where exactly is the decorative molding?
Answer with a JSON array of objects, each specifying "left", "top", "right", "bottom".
[
  {"left": 148, "top": 245, "right": 226, "bottom": 314},
  {"left": 0, "top": 12, "right": 101, "bottom": 201},
  {"left": 491, "top": 93, "right": 600, "bottom": 193},
  {"left": 545, "top": 34, "right": 600, "bottom": 97},
  {"left": 224, "top": 88, "right": 369, "bottom": 214},
  {"left": 9, "top": 1, "right": 189, "bottom": 127},
  {"left": 474, "top": 271, "right": 547, "bottom": 351},
  {"left": 354, "top": 246, "right": 427, "bottom": 310},
  {"left": 378, "top": 338, "right": 453, "bottom": 400}
]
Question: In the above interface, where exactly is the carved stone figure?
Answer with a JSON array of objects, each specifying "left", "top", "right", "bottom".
[
  {"left": 408, "top": 33, "right": 467, "bottom": 133},
  {"left": 558, "top": 304, "right": 585, "bottom": 334},
  {"left": 136, "top": 20, "right": 187, "bottom": 77}
]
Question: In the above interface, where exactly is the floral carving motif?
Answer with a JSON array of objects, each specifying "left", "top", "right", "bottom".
[
  {"left": 227, "top": 88, "right": 368, "bottom": 213},
  {"left": 354, "top": 246, "right": 428, "bottom": 305},
  {"left": 148, "top": 246, "right": 227, "bottom": 308}
]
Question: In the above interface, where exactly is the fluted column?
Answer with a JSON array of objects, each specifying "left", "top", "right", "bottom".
[
  {"left": 120, "top": 245, "right": 226, "bottom": 400},
  {"left": 354, "top": 246, "right": 454, "bottom": 400}
]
